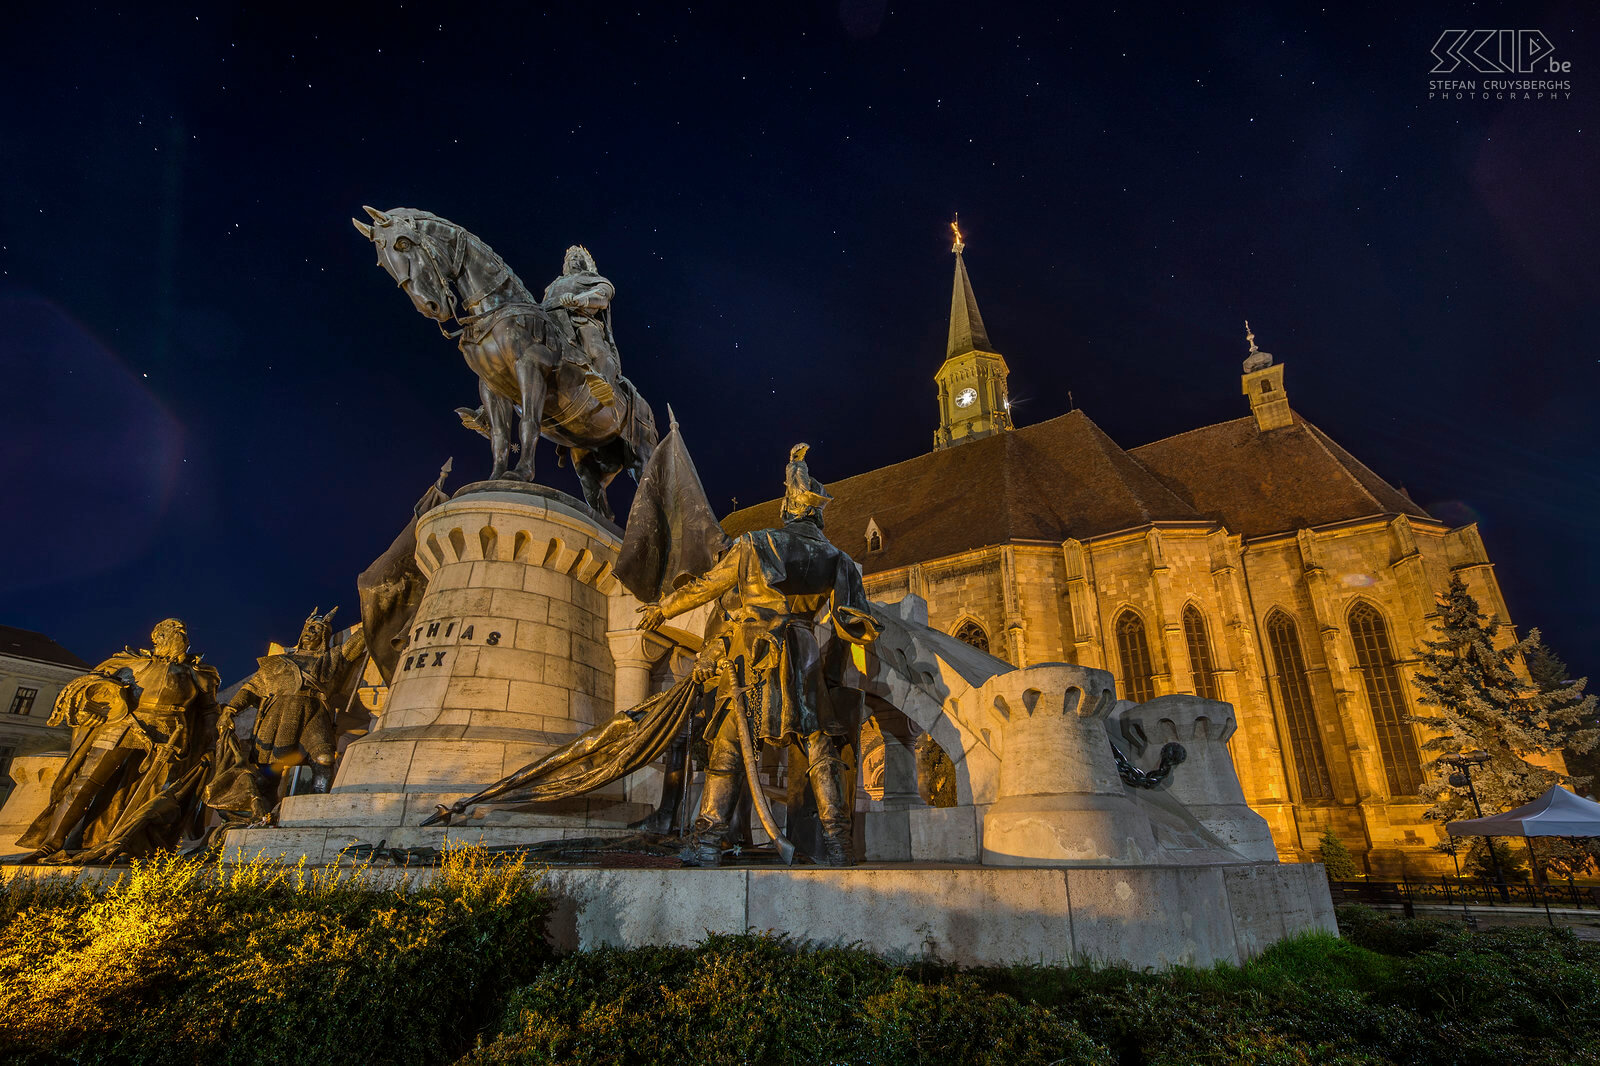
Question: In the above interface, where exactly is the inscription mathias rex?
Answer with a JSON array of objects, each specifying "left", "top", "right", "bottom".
[{"left": 400, "top": 619, "right": 502, "bottom": 672}]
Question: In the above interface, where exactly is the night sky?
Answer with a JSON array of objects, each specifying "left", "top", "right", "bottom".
[{"left": 3, "top": 2, "right": 1596, "bottom": 684}]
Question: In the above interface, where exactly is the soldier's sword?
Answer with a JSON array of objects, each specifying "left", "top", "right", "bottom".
[{"left": 731, "top": 693, "right": 796, "bottom": 866}]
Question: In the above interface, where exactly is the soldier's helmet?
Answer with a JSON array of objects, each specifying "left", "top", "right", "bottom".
[
  {"left": 298, "top": 606, "right": 338, "bottom": 650},
  {"left": 781, "top": 443, "right": 833, "bottom": 524}
]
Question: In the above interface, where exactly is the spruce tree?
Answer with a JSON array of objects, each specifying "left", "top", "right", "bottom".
[
  {"left": 1409, "top": 575, "right": 1598, "bottom": 825},
  {"left": 1318, "top": 828, "right": 1360, "bottom": 880},
  {"left": 1530, "top": 639, "right": 1600, "bottom": 793}
]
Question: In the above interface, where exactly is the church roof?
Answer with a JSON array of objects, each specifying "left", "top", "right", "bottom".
[
  {"left": 1129, "top": 412, "right": 1434, "bottom": 538},
  {"left": 946, "top": 252, "right": 993, "bottom": 358},
  {"left": 0, "top": 625, "right": 89, "bottom": 669},
  {"left": 722, "top": 405, "right": 1437, "bottom": 574},
  {"left": 722, "top": 409, "right": 1201, "bottom": 575}
]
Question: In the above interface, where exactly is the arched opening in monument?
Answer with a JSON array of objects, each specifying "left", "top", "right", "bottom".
[
  {"left": 858, "top": 701, "right": 959, "bottom": 810},
  {"left": 1182, "top": 604, "right": 1220, "bottom": 701},
  {"left": 1264, "top": 609, "right": 1335, "bottom": 802},
  {"left": 913, "top": 733, "right": 957, "bottom": 808},
  {"left": 1348, "top": 601, "right": 1425, "bottom": 797},
  {"left": 1114, "top": 609, "right": 1155, "bottom": 703}
]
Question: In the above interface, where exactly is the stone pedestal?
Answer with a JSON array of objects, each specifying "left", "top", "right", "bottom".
[
  {"left": 0, "top": 753, "right": 67, "bottom": 856},
  {"left": 981, "top": 665, "right": 1161, "bottom": 866},
  {"left": 1118, "top": 695, "right": 1281, "bottom": 863},
  {"left": 226, "top": 485, "right": 649, "bottom": 862}
]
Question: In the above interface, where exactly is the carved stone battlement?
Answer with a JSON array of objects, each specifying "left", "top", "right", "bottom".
[{"left": 1117, "top": 694, "right": 1278, "bottom": 862}]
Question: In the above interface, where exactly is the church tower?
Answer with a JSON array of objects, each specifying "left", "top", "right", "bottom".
[
  {"left": 1240, "top": 321, "right": 1292, "bottom": 432},
  {"left": 934, "top": 220, "right": 1012, "bottom": 450}
]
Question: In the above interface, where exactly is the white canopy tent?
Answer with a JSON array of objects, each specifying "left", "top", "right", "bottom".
[{"left": 1446, "top": 785, "right": 1600, "bottom": 839}]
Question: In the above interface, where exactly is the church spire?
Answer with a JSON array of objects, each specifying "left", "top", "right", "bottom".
[
  {"left": 946, "top": 217, "right": 993, "bottom": 358},
  {"left": 934, "top": 217, "right": 1011, "bottom": 451}
]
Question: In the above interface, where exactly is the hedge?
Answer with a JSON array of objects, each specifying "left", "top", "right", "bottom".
[{"left": 5, "top": 853, "right": 1600, "bottom": 1066}]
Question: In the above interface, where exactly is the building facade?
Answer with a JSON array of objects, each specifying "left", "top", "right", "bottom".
[
  {"left": 0, "top": 626, "right": 88, "bottom": 806},
  {"left": 725, "top": 246, "right": 1515, "bottom": 876}
]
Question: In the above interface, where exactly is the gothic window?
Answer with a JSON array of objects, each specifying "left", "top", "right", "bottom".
[
  {"left": 868, "top": 531, "right": 882, "bottom": 552},
  {"left": 7, "top": 687, "right": 37, "bottom": 716},
  {"left": 1349, "top": 602, "right": 1425, "bottom": 796},
  {"left": 1115, "top": 609, "right": 1156, "bottom": 704},
  {"left": 1264, "top": 610, "right": 1334, "bottom": 801},
  {"left": 953, "top": 620, "right": 988, "bottom": 653},
  {"left": 1182, "top": 606, "right": 1220, "bottom": 701}
]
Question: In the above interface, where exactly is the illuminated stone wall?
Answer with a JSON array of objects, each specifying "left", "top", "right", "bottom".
[{"left": 864, "top": 516, "right": 1519, "bottom": 878}]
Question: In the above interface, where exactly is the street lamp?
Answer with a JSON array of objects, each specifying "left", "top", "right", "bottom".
[{"left": 1445, "top": 750, "right": 1509, "bottom": 899}]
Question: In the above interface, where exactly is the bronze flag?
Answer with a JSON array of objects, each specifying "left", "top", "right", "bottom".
[{"left": 614, "top": 422, "right": 730, "bottom": 603}]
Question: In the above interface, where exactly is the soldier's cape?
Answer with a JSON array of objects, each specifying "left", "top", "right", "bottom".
[{"left": 615, "top": 423, "right": 730, "bottom": 603}]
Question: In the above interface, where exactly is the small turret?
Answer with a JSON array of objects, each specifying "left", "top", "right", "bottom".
[{"left": 1240, "top": 320, "right": 1291, "bottom": 432}]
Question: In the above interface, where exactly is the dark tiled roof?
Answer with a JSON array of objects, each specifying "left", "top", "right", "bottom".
[
  {"left": 0, "top": 625, "right": 89, "bottom": 669},
  {"left": 1129, "top": 412, "right": 1433, "bottom": 539},
  {"left": 723, "top": 410, "right": 1201, "bottom": 575}
]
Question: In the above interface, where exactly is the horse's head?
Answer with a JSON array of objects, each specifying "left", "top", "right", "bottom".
[{"left": 352, "top": 206, "right": 458, "bottom": 323}]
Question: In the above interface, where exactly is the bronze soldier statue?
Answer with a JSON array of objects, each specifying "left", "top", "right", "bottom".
[
  {"left": 221, "top": 608, "right": 365, "bottom": 796},
  {"left": 638, "top": 445, "right": 881, "bottom": 866},
  {"left": 16, "top": 618, "right": 219, "bottom": 863}
]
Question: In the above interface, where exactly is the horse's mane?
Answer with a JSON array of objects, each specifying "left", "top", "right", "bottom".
[{"left": 389, "top": 209, "right": 531, "bottom": 302}]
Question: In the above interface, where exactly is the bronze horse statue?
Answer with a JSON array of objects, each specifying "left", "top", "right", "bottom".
[{"left": 353, "top": 207, "right": 657, "bottom": 521}]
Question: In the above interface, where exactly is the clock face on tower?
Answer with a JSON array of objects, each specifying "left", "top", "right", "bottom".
[{"left": 955, "top": 387, "right": 978, "bottom": 409}]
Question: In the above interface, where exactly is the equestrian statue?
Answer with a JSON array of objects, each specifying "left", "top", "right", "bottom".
[{"left": 353, "top": 207, "right": 657, "bottom": 521}]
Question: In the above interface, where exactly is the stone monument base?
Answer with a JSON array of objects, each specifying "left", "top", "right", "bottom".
[
  {"left": 222, "top": 793, "right": 653, "bottom": 864},
  {"left": 538, "top": 859, "right": 1335, "bottom": 968},
  {"left": 0, "top": 851, "right": 1339, "bottom": 969}
]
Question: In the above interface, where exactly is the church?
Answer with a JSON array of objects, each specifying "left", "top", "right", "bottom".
[{"left": 724, "top": 230, "right": 1513, "bottom": 877}]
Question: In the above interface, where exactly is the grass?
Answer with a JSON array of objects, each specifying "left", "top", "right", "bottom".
[{"left": 4, "top": 856, "right": 1598, "bottom": 1066}]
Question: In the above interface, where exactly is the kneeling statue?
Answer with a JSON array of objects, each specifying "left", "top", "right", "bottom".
[{"left": 221, "top": 607, "right": 365, "bottom": 798}]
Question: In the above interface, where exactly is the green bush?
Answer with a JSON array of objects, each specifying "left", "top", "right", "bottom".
[
  {"left": 464, "top": 934, "right": 1110, "bottom": 1065},
  {"left": 8, "top": 854, "right": 1600, "bottom": 1066},
  {"left": 0, "top": 845, "right": 552, "bottom": 1065},
  {"left": 1334, "top": 903, "right": 1461, "bottom": 956},
  {"left": 963, "top": 918, "right": 1600, "bottom": 1066}
]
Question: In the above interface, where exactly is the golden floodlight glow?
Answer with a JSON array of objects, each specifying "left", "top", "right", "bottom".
[{"left": 950, "top": 215, "right": 965, "bottom": 254}]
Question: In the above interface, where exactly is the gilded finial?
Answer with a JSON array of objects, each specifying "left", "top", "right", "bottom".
[
  {"left": 1241, "top": 319, "right": 1274, "bottom": 372},
  {"left": 950, "top": 214, "right": 965, "bottom": 255}
]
